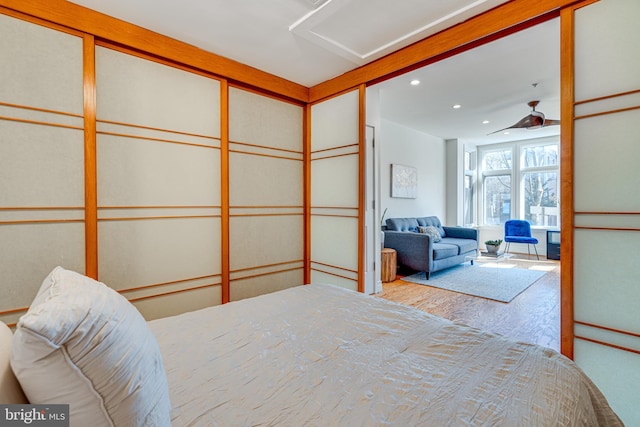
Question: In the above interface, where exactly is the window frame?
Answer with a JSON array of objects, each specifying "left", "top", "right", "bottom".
[{"left": 477, "top": 136, "right": 560, "bottom": 227}]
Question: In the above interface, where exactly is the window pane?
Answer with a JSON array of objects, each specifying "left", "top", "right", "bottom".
[
  {"left": 484, "top": 175, "right": 511, "bottom": 224},
  {"left": 464, "top": 175, "right": 475, "bottom": 226},
  {"left": 523, "top": 171, "right": 559, "bottom": 226},
  {"left": 483, "top": 149, "right": 512, "bottom": 171},
  {"left": 521, "top": 144, "right": 558, "bottom": 168}
]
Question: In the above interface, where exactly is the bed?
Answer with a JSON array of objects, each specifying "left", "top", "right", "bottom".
[{"left": 2, "top": 267, "right": 622, "bottom": 426}]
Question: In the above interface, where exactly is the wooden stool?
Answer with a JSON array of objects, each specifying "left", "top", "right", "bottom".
[{"left": 381, "top": 248, "right": 397, "bottom": 282}]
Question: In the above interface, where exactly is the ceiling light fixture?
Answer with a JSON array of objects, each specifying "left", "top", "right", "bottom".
[
  {"left": 482, "top": 120, "right": 490, "bottom": 124},
  {"left": 410, "top": 79, "right": 420, "bottom": 86},
  {"left": 453, "top": 104, "right": 461, "bottom": 109}
]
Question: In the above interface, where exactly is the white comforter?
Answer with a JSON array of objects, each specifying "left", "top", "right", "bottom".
[{"left": 148, "top": 284, "right": 621, "bottom": 426}]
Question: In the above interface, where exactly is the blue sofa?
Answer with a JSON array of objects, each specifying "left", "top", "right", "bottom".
[{"left": 383, "top": 216, "right": 478, "bottom": 279}]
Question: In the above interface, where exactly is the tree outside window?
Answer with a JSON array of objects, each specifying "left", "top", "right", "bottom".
[
  {"left": 484, "top": 175, "right": 511, "bottom": 224},
  {"left": 521, "top": 144, "right": 559, "bottom": 226}
]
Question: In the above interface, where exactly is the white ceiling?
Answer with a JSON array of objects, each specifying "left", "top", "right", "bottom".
[
  {"left": 68, "top": 0, "right": 560, "bottom": 145},
  {"left": 376, "top": 18, "right": 561, "bottom": 145}
]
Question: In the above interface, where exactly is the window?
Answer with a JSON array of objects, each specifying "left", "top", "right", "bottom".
[
  {"left": 484, "top": 175, "right": 511, "bottom": 225},
  {"left": 463, "top": 150, "right": 476, "bottom": 226},
  {"left": 478, "top": 138, "right": 559, "bottom": 226},
  {"left": 520, "top": 143, "right": 559, "bottom": 226}
]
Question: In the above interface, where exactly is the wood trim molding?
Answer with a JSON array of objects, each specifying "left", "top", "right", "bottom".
[
  {"left": 559, "top": 5, "right": 576, "bottom": 360},
  {"left": 303, "top": 105, "right": 312, "bottom": 285},
  {"left": 575, "top": 88, "right": 640, "bottom": 105},
  {"left": 0, "top": 115, "right": 83, "bottom": 131},
  {"left": 575, "top": 318, "right": 640, "bottom": 356},
  {"left": 119, "top": 274, "right": 221, "bottom": 295},
  {"left": 357, "top": 84, "right": 366, "bottom": 293},
  {"left": 575, "top": 336, "right": 640, "bottom": 356},
  {"left": 0, "top": 0, "right": 308, "bottom": 102},
  {"left": 220, "top": 80, "right": 230, "bottom": 304},
  {"left": 127, "top": 282, "right": 220, "bottom": 303},
  {"left": 0, "top": 101, "right": 83, "bottom": 118},
  {"left": 83, "top": 34, "right": 98, "bottom": 280}
]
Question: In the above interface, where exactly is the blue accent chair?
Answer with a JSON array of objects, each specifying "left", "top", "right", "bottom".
[{"left": 504, "top": 219, "right": 539, "bottom": 260}]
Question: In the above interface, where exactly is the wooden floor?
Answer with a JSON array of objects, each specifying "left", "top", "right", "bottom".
[{"left": 375, "top": 254, "right": 561, "bottom": 352}]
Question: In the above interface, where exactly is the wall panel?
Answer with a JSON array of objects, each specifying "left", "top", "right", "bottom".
[
  {"left": 571, "top": 0, "right": 640, "bottom": 424},
  {"left": 0, "top": 13, "right": 83, "bottom": 112},
  {"left": 574, "top": 109, "right": 640, "bottom": 212},
  {"left": 0, "top": 14, "right": 85, "bottom": 326},
  {"left": 228, "top": 87, "right": 304, "bottom": 300},
  {"left": 96, "top": 46, "right": 220, "bottom": 137},
  {"left": 229, "top": 270, "right": 304, "bottom": 302},
  {"left": 96, "top": 46, "right": 222, "bottom": 319},
  {"left": 310, "top": 89, "right": 362, "bottom": 291}
]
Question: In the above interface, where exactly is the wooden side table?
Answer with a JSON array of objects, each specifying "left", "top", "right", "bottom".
[{"left": 381, "top": 248, "right": 397, "bottom": 282}]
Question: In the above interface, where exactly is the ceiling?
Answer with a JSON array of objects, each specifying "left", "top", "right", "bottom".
[
  {"left": 68, "top": 0, "right": 560, "bottom": 145},
  {"left": 375, "top": 18, "right": 560, "bottom": 145}
]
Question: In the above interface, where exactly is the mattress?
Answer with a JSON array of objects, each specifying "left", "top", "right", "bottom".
[{"left": 148, "top": 284, "right": 621, "bottom": 426}]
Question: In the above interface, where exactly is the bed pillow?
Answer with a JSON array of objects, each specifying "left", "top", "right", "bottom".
[
  {"left": 11, "top": 267, "right": 171, "bottom": 427},
  {"left": 419, "top": 225, "right": 442, "bottom": 242}
]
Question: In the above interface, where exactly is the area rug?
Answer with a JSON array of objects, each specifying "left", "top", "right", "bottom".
[{"left": 401, "top": 263, "right": 546, "bottom": 303}]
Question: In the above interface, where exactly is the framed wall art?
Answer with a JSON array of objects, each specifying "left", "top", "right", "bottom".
[{"left": 391, "top": 164, "right": 417, "bottom": 198}]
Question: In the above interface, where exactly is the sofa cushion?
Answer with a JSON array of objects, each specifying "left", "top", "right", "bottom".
[
  {"left": 418, "top": 225, "right": 442, "bottom": 242},
  {"left": 440, "top": 237, "right": 478, "bottom": 254},
  {"left": 417, "top": 216, "right": 446, "bottom": 237},
  {"left": 386, "top": 217, "right": 419, "bottom": 232},
  {"left": 432, "top": 243, "right": 459, "bottom": 260}
]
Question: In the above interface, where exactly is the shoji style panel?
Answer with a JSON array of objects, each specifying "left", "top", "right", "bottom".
[
  {"left": 571, "top": 0, "right": 640, "bottom": 424},
  {"left": 228, "top": 87, "right": 304, "bottom": 301},
  {"left": 310, "top": 90, "right": 361, "bottom": 291},
  {"left": 0, "top": 14, "right": 85, "bottom": 327},
  {"left": 95, "top": 46, "right": 222, "bottom": 320}
]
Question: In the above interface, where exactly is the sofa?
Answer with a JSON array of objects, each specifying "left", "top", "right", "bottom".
[{"left": 383, "top": 216, "right": 478, "bottom": 279}]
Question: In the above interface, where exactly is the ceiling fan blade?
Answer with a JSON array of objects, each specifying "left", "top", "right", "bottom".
[
  {"left": 544, "top": 118, "right": 561, "bottom": 126},
  {"left": 488, "top": 113, "right": 544, "bottom": 135},
  {"left": 487, "top": 126, "right": 512, "bottom": 135}
]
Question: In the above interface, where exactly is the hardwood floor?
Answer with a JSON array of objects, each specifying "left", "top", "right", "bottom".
[{"left": 375, "top": 254, "right": 561, "bottom": 352}]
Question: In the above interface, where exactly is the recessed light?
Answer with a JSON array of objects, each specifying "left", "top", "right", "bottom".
[
  {"left": 482, "top": 120, "right": 490, "bottom": 124},
  {"left": 503, "top": 131, "right": 510, "bottom": 135},
  {"left": 453, "top": 104, "right": 461, "bottom": 109},
  {"left": 410, "top": 79, "right": 420, "bottom": 86}
]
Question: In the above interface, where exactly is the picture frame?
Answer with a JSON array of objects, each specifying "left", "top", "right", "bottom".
[{"left": 391, "top": 164, "right": 417, "bottom": 198}]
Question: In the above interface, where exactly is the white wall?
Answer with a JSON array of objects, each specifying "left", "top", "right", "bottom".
[{"left": 380, "top": 118, "right": 446, "bottom": 223}]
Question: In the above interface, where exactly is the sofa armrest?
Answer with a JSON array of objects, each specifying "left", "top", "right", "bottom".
[
  {"left": 383, "top": 231, "right": 433, "bottom": 272},
  {"left": 443, "top": 226, "right": 478, "bottom": 241}
]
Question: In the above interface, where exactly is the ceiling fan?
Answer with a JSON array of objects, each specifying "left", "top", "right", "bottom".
[{"left": 489, "top": 100, "right": 560, "bottom": 134}]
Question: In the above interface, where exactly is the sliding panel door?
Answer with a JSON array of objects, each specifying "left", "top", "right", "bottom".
[
  {"left": 0, "top": 14, "right": 85, "bottom": 327},
  {"left": 228, "top": 87, "right": 304, "bottom": 300},
  {"left": 95, "top": 46, "right": 222, "bottom": 319},
  {"left": 570, "top": 0, "right": 640, "bottom": 424},
  {"left": 310, "top": 89, "right": 362, "bottom": 291}
]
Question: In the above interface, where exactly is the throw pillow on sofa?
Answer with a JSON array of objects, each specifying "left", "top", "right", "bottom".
[{"left": 418, "top": 225, "right": 442, "bottom": 242}]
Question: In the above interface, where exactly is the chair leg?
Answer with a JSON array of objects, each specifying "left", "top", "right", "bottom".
[
  {"left": 533, "top": 244, "right": 539, "bottom": 260},
  {"left": 505, "top": 242, "right": 511, "bottom": 253}
]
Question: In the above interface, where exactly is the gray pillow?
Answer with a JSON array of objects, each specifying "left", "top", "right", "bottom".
[{"left": 418, "top": 225, "right": 442, "bottom": 242}]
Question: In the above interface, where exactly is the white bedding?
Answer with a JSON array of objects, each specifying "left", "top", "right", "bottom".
[{"left": 149, "top": 284, "right": 621, "bottom": 426}]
